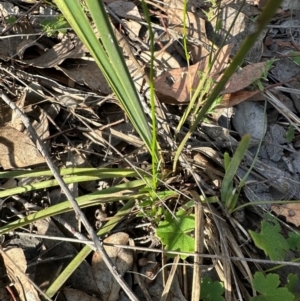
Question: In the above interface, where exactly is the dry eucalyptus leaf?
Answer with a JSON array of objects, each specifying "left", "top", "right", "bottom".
[
  {"left": 154, "top": 44, "right": 232, "bottom": 104},
  {"left": 3, "top": 248, "right": 40, "bottom": 301},
  {"left": 281, "top": 0, "right": 300, "bottom": 10},
  {"left": 0, "top": 36, "right": 25, "bottom": 62},
  {"left": 189, "top": 43, "right": 210, "bottom": 63},
  {"left": 57, "top": 60, "right": 112, "bottom": 94},
  {"left": 167, "top": 8, "right": 207, "bottom": 41},
  {"left": 218, "top": 90, "right": 262, "bottom": 108},
  {"left": 0, "top": 2, "right": 19, "bottom": 16},
  {"left": 272, "top": 203, "right": 300, "bottom": 227},
  {"left": 24, "top": 38, "right": 86, "bottom": 68},
  {"left": 221, "top": 62, "right": 267, "bottom": 94},
  {"left": 34, "top": 219, "right": 100, "bottom": 295},
  {"left": 16, "top": 39, "right": 46, "bottom": 60},
  {"left": 92, "top": 232, "right": 133, "bottom": 301},
  {"left": 271, "top": 58, "right": 300, "bottom": 83},
  {"left": 0, "top": 126, "right": 45, "bottom": 169},
  {"left": 140, "top": 50, "right": 183, "bottom": 69},
  {"left": 127, "top": 20, "right": 142, "bottom": 39},
  {"left": 23, "top": 106, "right": 50, "bottom": 146}
]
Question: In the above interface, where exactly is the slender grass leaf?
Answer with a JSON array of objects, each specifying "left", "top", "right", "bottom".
[
  {"left": 54, "top": 0, "right": 156, "bottom": 159},
  {"left": 221, "top": 134, "right": 250, "bottom": 204}
]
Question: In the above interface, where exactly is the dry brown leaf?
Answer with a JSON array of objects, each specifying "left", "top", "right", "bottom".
[
  {"left": 246, "top": 0, "right": 268, "bottom": 9},
  {"left": 28, "top": 107, "right": 50, "bottom": 142},
  {"left": 57, "top": 60, "right": 112, "bottom": 94},
  {"left": 189, "top": 43, "right": 209, "bottom": 63},
  {"left": 0, "top": 126, "right": 45, "bottom": 169},
  {"left": 62, "top": 287, "right": 101, "bottom": 301},
  {"left": 103, "top": 0, "right": 119, "bottom": 4},
  {"left": 3, "top": 248, "right": 40, "bottom": 301},
  {"left": 272, "top": 203, "right": 300, "bottom": 227},
  {"left": 92, "top": 232, "right": 133, "bottom": 301},
  {"left": 154, "top": 44, "right": 232, "bottom": 104},
  {"left": 24, "top": 38, "right": 86, "bottom": 68},
  {"left": 217, "top": 90, "right": 262, "bottom": 108},
  {"left": 221, "top": 62, "right": 267, "bottom": 94},
  {"left": 0, "top": 21, "right": 32, "bottom": 61}
]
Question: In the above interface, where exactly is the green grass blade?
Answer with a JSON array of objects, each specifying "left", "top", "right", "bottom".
[
  {"left": 221, "top": 134, "right": 250, "bottom": 204},
  {"left": 0, "top": 169, "right": 142, "bottom": 198},
  {"left": 0, "top": 168, "right": 140, "bottom": 179},
  {"left": 173, "top": 0, "right": 284, "bottom": 170},
  {"left": 54, "top": 0, "right": 157, "bottom": 159},
  {"left": 0, "top": 179, "right": 147, "bottom": 235}
]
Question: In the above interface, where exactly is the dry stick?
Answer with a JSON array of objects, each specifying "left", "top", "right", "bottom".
[
  {"left": 161, "top": 255, "right": 180, "bottom": 301},
  {"left": 0, "top": 91, "right": 139, "bottom": 301},
  {"left": 190, "top": 191, "right": 204, "bottom": 301},
  {"left": 9, "top": 231, "right": 300, "bottom": 267}
]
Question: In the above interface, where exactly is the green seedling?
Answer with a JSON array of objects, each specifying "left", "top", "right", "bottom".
[
  {"left": 156, "top": 208, "right": 195, "bottom": 259},
  {"left": 251, "top": 272, "right": 294, "bottom": 301},
  {"left": 253, "top": 58, "right": 276, "bottom": 91},
  {"left": 250, "top": 214, "right": 300, "bottom": 262},
  {"left": 289, "top": 51, "right": 300, "bottom": 66},
  {"left": 286, "top": 124, "right": 295, "bottom": 143},
  {"left": 41, "top": 15, "right": 69, "bottom": 36},
  {"left": 201, "top": 276, "right": 225, "bottom": 301},
  {"left": 221, "top": 134, "right": 250, "bottom": 212}
]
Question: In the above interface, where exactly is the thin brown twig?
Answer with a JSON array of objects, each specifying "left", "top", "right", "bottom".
[
  {"left": 10, "top": 231, "right": 300, "bottom": 267},
  {"left": 161, "top": 255, "right": 180, "bottom": 301},
  {"left": 190, "top": 191, "right": 203, "bottom": 301}
]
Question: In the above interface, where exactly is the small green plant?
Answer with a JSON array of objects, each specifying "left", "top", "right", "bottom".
[
  {"left": 253, "top": 58, "right": 276, "bottom": 91},
  {"left": 286, "top": 124, "right": 295, "bottom": 143},
  {"left": 251, "top": 272, "right": 294, "bottom": 301},
  {"left": 286, "top": 273, "right": 300, "bottom": 301},
  {"left": 289, "top": 51, "right": 300, "bottom": 66},
  {"left": 249, "top": 214, "right": 300, "bottom": 261},
  {"left": 41, "top": 15, "right": 69, "bottom": 36},
  {"left": 173, "top": 0, "right": 283, "bottom": 169},
  {"left": 201, "top": 277, "right": 225, "bottom": 301},
  {"left": 221, "top": 134, "right": 250, "bottom": 212},
  {"left": 156, "top": 208, "right": 195, "bottom": 259},
  {"left": 5, "top": 16, "right": 17, "bottom": 24}
]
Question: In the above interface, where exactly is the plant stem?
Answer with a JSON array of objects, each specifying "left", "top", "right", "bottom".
[{"left": 173, "top": 0, "right": 284, "bottom": 170}]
